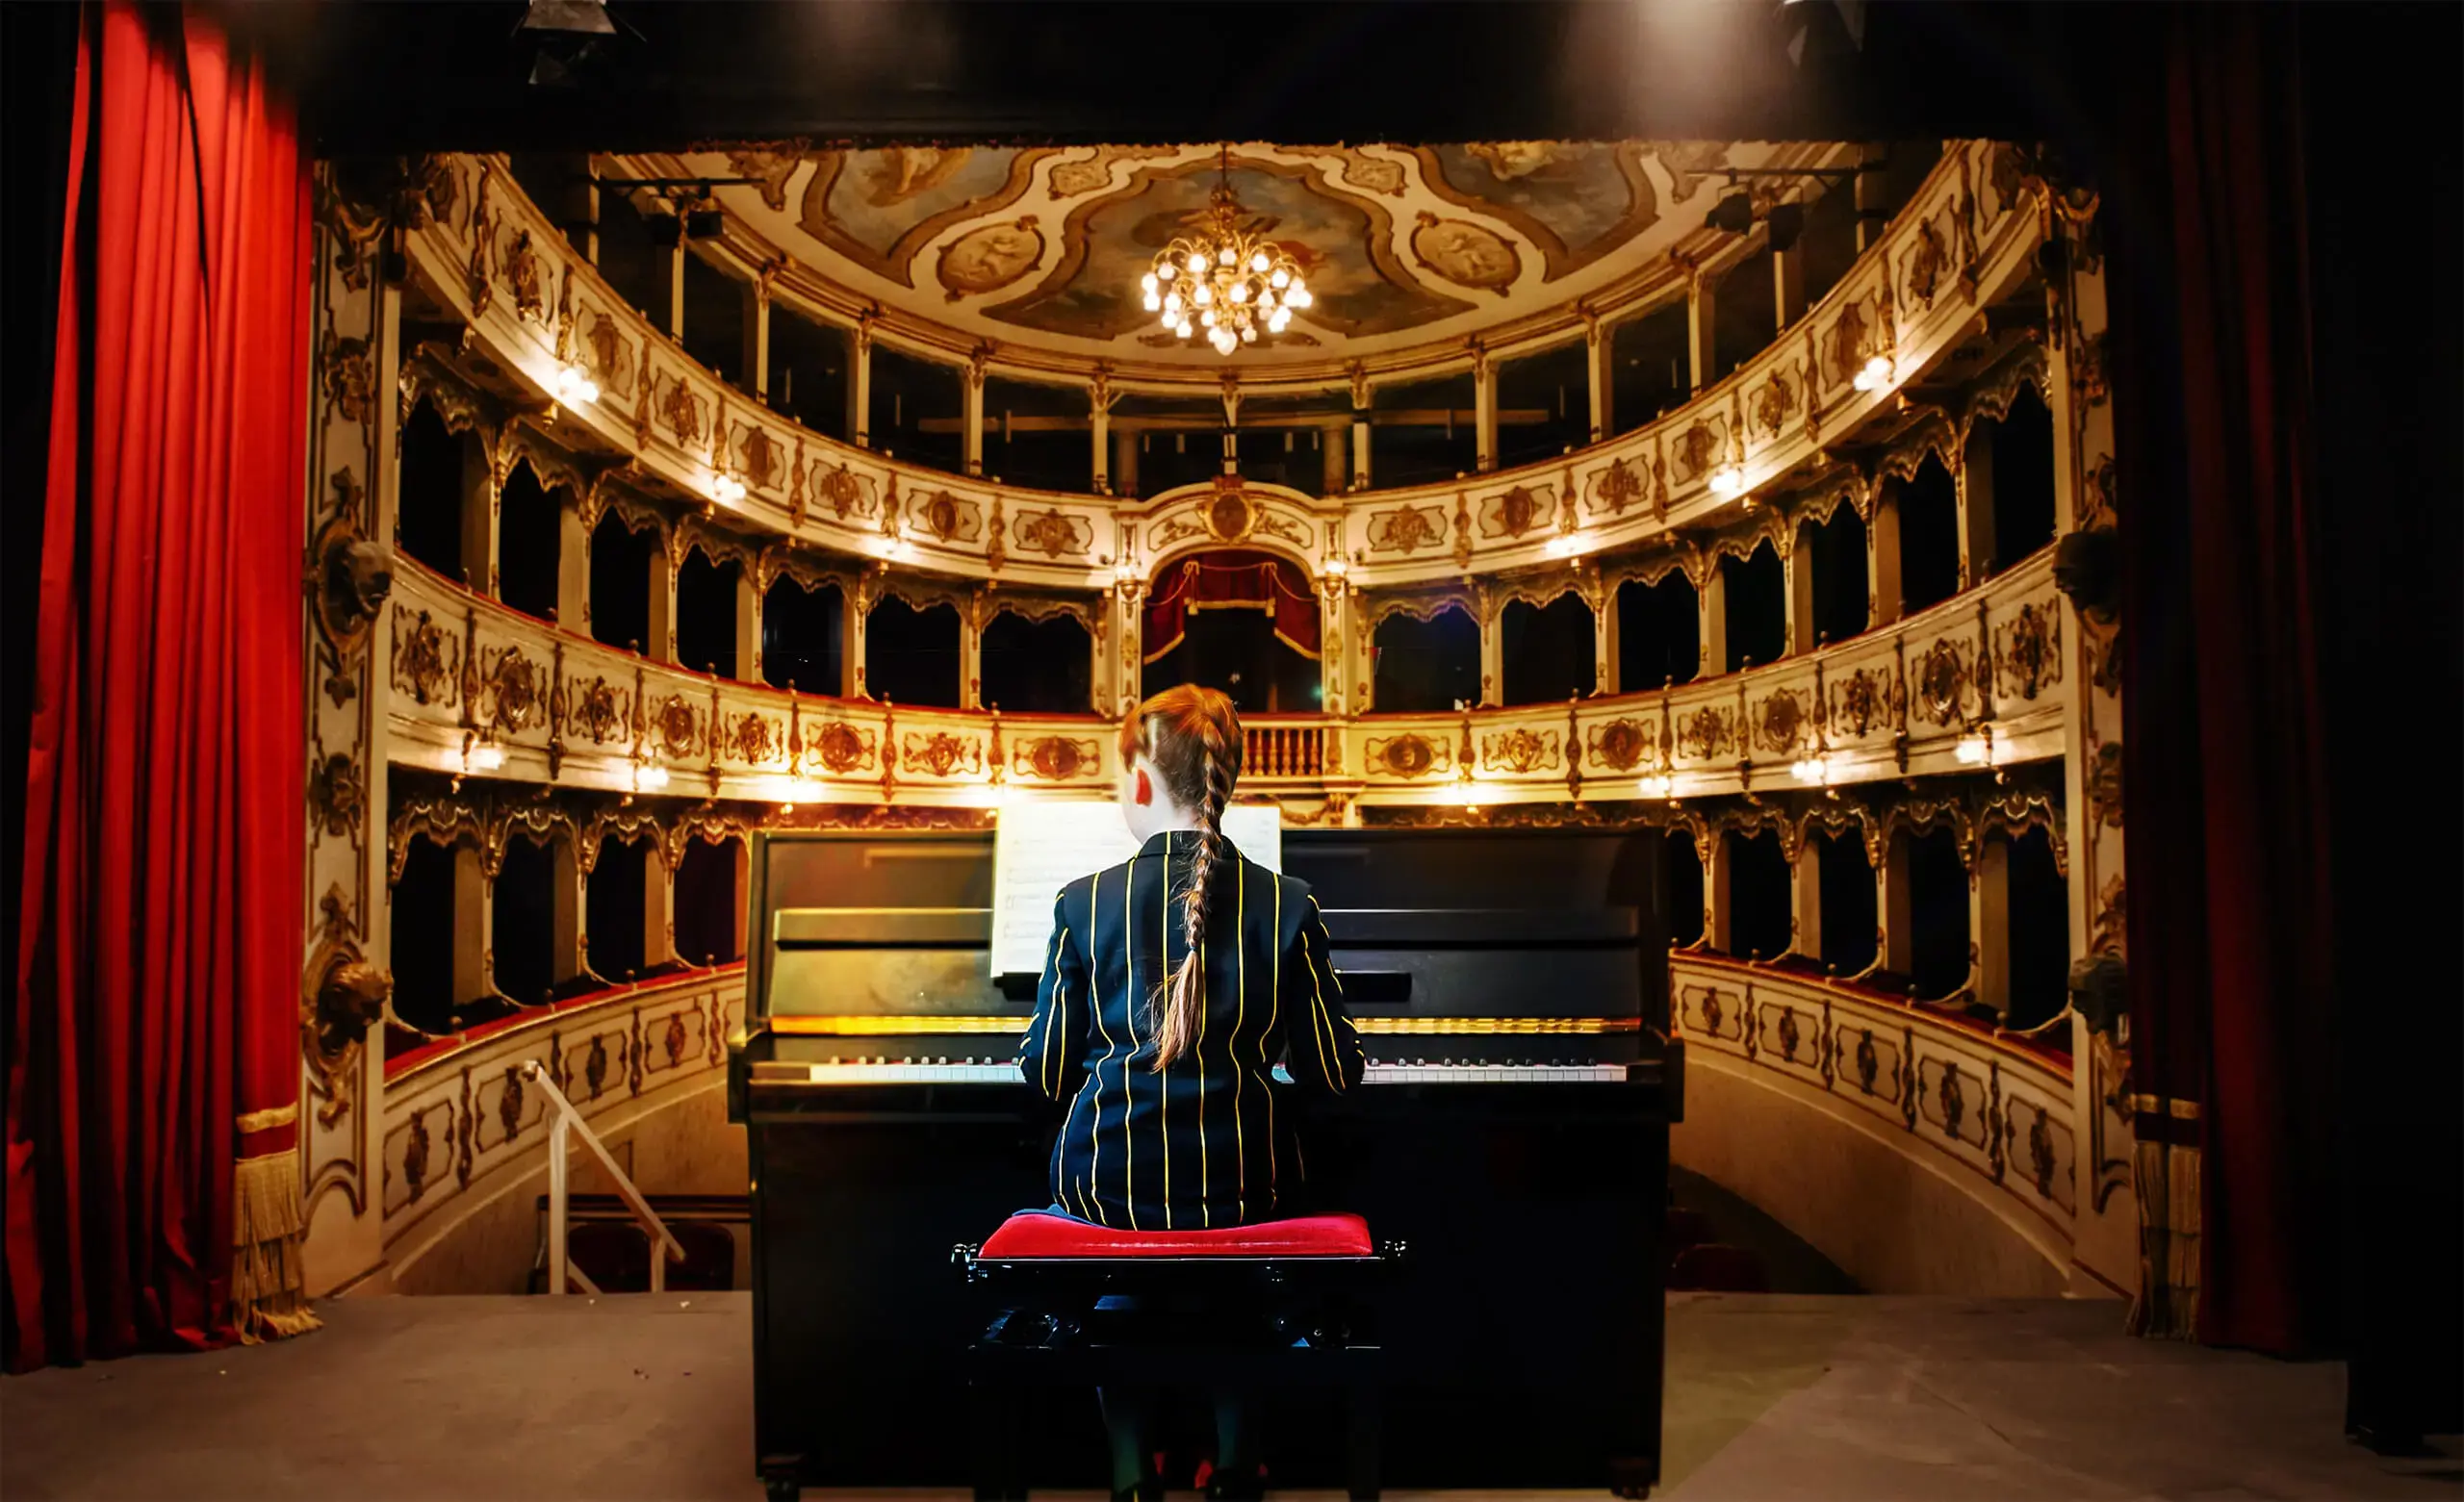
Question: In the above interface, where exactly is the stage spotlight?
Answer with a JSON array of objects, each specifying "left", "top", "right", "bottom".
[
  {"left": 518, "top": 0, "right": 616, "bottom": 89},
  {"left": 1764, "top": 202, "right": 1805, "bottom": 254},
  {"left": 686, "top": 204, "right": 726, "bottom": 240},
  {"left": 1707, "top": 191, "right": 1756, "bottom": 236},
  {"left": 647, "top": 212, "right": 683, "bottom": 249}
]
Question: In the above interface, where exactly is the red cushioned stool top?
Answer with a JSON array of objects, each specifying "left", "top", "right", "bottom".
[{"left": 980, "top": 1210, "right": 1373, "bottom": 1260}]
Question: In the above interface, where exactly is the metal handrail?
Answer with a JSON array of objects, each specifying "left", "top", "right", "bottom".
[{"left": 523, "top": 1059, "right": 686, "bottom": 1295}]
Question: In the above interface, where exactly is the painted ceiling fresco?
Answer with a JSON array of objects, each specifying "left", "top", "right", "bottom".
[{"left": 630, "top": 140, "right": 1848, "bottom": 369}]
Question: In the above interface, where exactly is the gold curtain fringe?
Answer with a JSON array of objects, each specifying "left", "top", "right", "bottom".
[
  {"left": 231, "top": 1151, "right": 322, "bottom": 1344},
  {"left": 2126, "top": 1138, "right": 2201, "bottom": 1339}
]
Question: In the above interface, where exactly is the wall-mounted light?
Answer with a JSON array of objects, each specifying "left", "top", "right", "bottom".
[
  {"left": 1789, "top": 751, "right": 1834, "bottom": 785},
  {"left": 464, "top": 737, "right": 505, "bottom": 773},
  {"left": 711, "top": 471, "right": 747, "bottom": 504},
  {"left": 1708, "top": 465, "right": 1747, "bottom": 500},
  {"left": 1547, "top": 533, "right": 1585, "bottom": 558},
  {"left": 1852, "top": 353, "right": 1894, "bottom": 393},
  {"left": 552, "top": 364, "right": 601, "bottom": 408},
  {"left": 1639, "top": 774, "right": 1676, "bottom": 801},
  {"left": 1955, "top": 726, "right": 1995, "bottom": 766},
  {"left": 634, "top": 762, "right": 671, "bottom": 792}
]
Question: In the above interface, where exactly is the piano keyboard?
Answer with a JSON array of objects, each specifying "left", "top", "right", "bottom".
[{"left": 790, "top": 1058, "right": 1631, "bottom": 1086}]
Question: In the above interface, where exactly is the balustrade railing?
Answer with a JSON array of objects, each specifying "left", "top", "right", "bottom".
[
  {"left": 389, "top": 540, "right": 2065, "bottom": 807},
  {"left": 1244, "top": 718, "right": 1327, "bottom": 780}
]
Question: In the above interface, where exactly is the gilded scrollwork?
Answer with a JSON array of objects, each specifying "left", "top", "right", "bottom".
[
  {"left": 901, "top": 729, "right": 984, "bottom": 779},
  {"left": 1913, "top": 640, "right": 1969, "bottom": 727},
  {"left": 1014, "top": 735, "right": 1099, "bottom": 780},
  {"left": 1480, "top": 726, "right": 1560, "bottom": 776},
  {"left": 810, "top": 720, "right": 876, "bottom": 774},
  {"left": 1677, "top": 703, "right": 1733, "bottom": 762},
  {"left": 391, "top": 607, "right": 461, "bottom": 708},
  {"left": 476, "top": 646, "right": 546, "bottom": 736},
  {"left": 310, "top": 753, "right": 365, "bottom": 838},
  {"left": 1755, "top": 688, "right": 1811, "bottom": 754},
  {"left": 1827, "top": 664, "right": 1903, "bottom": 741},
  {"left": 1586, "top": 718, "right": 1652, "bottom": 774},
  {"left": 1992, "top": 602, "right": 2063, "bottom": 701},
  {"left": 1365, "top": 504, "right": 1444, "bottom": 554},
  {"left": 1365, "top": 733, "right": 1450, "bottom": 779},
  {"left": 650, "top": 694, "right": 703, "bottom": 759}
]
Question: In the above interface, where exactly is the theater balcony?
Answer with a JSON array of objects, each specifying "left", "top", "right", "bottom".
[{"left": 270, "top": 132, "right": 2143, "bottom": 1312}]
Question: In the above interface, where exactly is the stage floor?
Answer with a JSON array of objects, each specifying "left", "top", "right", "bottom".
[{"left": 3, "top": 1292, "right": 2451, "bottom": 1500}]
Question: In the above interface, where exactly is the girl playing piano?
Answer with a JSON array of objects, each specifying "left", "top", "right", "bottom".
[{"left": 1018, "top": 683, "right": 1366, "bottom": 1500}]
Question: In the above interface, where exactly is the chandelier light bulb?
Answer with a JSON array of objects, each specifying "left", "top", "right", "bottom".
[{"left": 1137, "top": 149, "right": 1311, "bottom": 357}]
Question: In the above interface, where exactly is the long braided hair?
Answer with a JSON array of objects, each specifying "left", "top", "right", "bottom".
[{"left": 1117, "top": 685, "right": 1243, "bottom": 1070}]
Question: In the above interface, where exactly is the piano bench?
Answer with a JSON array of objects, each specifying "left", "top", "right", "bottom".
[{"left": 953, "top": 1213, "right": 1398, "bottom": 1502}]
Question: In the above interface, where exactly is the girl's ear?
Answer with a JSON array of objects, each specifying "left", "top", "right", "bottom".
[{"left": 1134, "top": 768, "right": 1153, "bottom": 805}]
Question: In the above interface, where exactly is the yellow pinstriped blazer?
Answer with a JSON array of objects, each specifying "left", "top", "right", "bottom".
[{"left": 1017, "top": 830, "right": 1365, "bottom": 1229}]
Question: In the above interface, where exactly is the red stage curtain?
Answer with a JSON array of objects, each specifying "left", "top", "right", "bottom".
[
  {"left": 1142, "top": 551, "right": 1322, "bottom": 663},
  {"left": 2109, "top": 4, "right": 2337, "bottom": 1355},
  {"left": 7, "top": 1, "right": 314, "bottom": 1371}
]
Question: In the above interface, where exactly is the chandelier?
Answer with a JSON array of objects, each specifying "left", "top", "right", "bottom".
[{"left": 1141, "top": 147, "right": 1313, "bottom": 357}]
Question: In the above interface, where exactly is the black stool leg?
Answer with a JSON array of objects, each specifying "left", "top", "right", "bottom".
[{"left": 1345, "top": 1372, "right": 1380, "bottom": 1502}]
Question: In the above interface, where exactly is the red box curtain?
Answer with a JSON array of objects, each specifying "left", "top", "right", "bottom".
[{"left": 1142, "top": 551, "right": 1321, "bottom": 663}]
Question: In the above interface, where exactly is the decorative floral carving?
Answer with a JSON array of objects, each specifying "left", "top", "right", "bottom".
[
  {"left": 391, "top": 607, "right": 459, "bottom": 707},
  {"left": 1488, "top": 484, "right": 1542, "bottom": 538},
  {"left": 2088, "top": 741, "right": 2123, "bottom": 827},
  {"left": 1937, "top": 1060, "right": 1965, "bottom": 1139},
  {"left": 499, "top": 1065, "right": 526, "bottom": 1142},
  {"left": 742, "top": 427, "right": 781, "bottom": 492},
  {"left": 663, "top": 1012, "right": 689, "bottom": 1068},
  {"left": 652, "top": 694, "right": 701, "bottom": 758},
  {"left": 321, "top": 330, "right": 374, "bottom": 425},
  {"left": 1776, "top": 1007, "right": 1802, "bottom": 1063},
  {"left": 902, "top": 729, "right": 983, "bottom": 779},
  {"left": 1854, "top": 1029, "right": 1880, "bottom": 1094},
  {"left": 482, "top": 648, "right": 543, "bottom": 735},
  {"left": 1366, "top": 505, "right": 1444, "bottom": 553},
  {"left": 401, "top": 1109, "right": 432, "bottom": 1202},
  {"left": 1480, "top": 727, "right": 1560, "bottom": 775},
  {"left": 1673, "top": 420, "right": 1719, "bottom": 482},
  {"left": 1587, "top": 718, "right": 1649, "bottom": 773},
  {"left": 1015, "top": 735, "right": 1098, "bottom": 780},
  {"left": 1366, "top": 733, "right": 1446, "bottom": 779},
  {"left": 661, "top": 378, "right": 702, "bottom": 446},
  {"left": 1914, "top": 641, "right": 1968, "bottom": 726},
  {"left": 1677, "top": 704, "right": 1732, "bottom": 761},
  {"left": 1905, "top": 216, "right": 1947, "bottom": 309},
  {"left": 504, "top": 229, "right": 545, "bottom": 321},
  {"left": 812, "top": 720, "right": 875, "bottom": 774},
  {"left": 570, "top": 675, "right": 625, "bottom": 744},
  {"left": 728, "top": 712, "right": 782, "bottom": 766},
  {"left": 1593, "top": 459, "right": 1643, "bottom": 517},
  {"left": 1756, "top": 689, "right": 1810, "bottom": 754},
  {"left": 1752, "top": 373, "right": 1798, "bottom": 438},
  {"left": 1205, "top": 488, "right": 1255, "bottom": 542},
  {"left": 1013, "top": 507, "right": 1091, "bottom": 558},
  {"left": 1828, "top": 666, "right": 1900, "bottom": 740},
  {"left": 1994, "top": 602, "right": 2061, "bottom": 700},
  {"left": 1828, "top": 301, "right": 1869, "bottom": 389},
  {"left": 310, "top": 753, "right": 364, "bottom": 837}
]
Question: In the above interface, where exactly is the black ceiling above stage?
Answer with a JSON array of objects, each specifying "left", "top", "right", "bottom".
[{"left": 267, "top": 1, "right": 2126, "bottom": 157}]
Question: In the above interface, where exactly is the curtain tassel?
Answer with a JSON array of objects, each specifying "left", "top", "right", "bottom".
[
  {"left": 2126, "top": 1137, "right": 2201, "bottom": 1339},
  {"left": 231, "top": 1152, "right": 322, "bottom": 1343}
]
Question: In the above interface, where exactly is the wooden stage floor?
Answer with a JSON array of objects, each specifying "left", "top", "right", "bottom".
[{"left": 3, "top": 1292, "right": 2452, "bottom": 1500}]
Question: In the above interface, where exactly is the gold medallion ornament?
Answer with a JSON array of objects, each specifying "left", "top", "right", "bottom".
[{"left": 1141, "top": 147, "right": 1313, "bottom": 357}]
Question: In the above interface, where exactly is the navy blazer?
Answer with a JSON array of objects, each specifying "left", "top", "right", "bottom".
[{"left": 1017, "top": 829, "right": 1366, "bottom": 1230}]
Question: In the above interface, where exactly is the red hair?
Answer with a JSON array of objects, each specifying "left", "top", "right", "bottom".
[{"left": 1117, "top": 685, "right": 1243, "bottom": 1069}]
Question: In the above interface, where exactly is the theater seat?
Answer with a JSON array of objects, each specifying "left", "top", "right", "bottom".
[{"left": 978, "top": 1209, "right": 1374, "bottom": 1260}]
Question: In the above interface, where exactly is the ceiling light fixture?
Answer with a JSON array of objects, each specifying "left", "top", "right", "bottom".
[{"left": 1142, "top": 147, "right": 1310, "bottom": 358}]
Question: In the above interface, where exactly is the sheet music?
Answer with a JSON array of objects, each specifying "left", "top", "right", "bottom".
[{"left": 990, "top": 799, "right": 1281, "bottom": 976}]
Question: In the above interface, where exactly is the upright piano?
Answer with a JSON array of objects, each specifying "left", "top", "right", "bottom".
[{"left": 731, "top": 827, "right": 1682, "bottom": 1495}]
